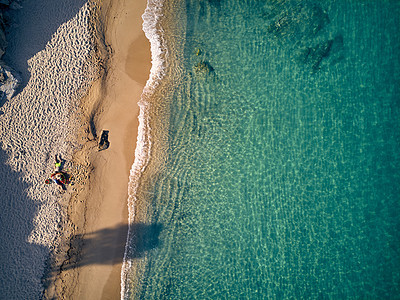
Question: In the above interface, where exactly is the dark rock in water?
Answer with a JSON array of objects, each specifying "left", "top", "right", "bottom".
[
  {"left": 298, "top": 39, "right": 333, "bottom": 71},
  {"left": 265, "top": 1, "right": 329, "bottom": 46},
  {"left": 297, "top": 34, "right": 344, "bottom": 71},
  {"left": 98, "top": 130, "right": 110, "bottom": 151},
  {"left": 263, "top": 1, "right": 345, "bottom": 72},
  {"left": 327, "top": 34, "right": 345, "bottom": 65},
  {"left": 194, "top": 60, "right": 214, "bottom": 77}
]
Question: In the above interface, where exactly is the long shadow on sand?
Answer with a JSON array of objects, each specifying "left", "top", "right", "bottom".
[
  {"left": 0, "top": 148, "right": 50, "bottom": 299},
  {"left": 3, "top": 0, "right": 87, "bottom": 94},
  {"left": 65, "top": 223, "right": 162, "bottom": 269},
  {"left": 42, "top": 223, "right": 162, "bottom": 289},
  {"left": 0, "top": 144, "right": 162, "bottom": 297}
]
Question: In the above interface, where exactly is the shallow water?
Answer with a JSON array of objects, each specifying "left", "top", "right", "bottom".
[{"left": 124, "top": 0, "right": 400, "bottom": 298}]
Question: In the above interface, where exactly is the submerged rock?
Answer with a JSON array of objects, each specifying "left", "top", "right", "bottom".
[
  {"left": 297, "top": 34, "right": 344, "bottom": 71},
  {"left": 298, "top": 39, "right": 333, "bottom": 71},
  {"left": 194, "top": 60, "right": 214, "bottom": 77},
  {"left": 263, "top": 1, "right": 344, "bottom": 72},
  {"left": 265, "top": 0, "right": 329, "bottom": 46}
]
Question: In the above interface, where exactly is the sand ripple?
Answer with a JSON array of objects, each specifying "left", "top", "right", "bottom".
[{"left": 0, "top": 2, "right": 97, "bottom": 250}]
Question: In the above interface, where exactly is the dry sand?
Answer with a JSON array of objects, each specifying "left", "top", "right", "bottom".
[
  {"left": 46, "top": 0, "right": 151, "bottom": 299},
  {"left": 0, "top": 1, "right": 99, "bottom": 298}
]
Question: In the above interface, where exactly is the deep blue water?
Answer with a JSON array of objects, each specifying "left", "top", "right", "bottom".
[{"left": 124, "top": 0, "right": 400, "bottom": 298}]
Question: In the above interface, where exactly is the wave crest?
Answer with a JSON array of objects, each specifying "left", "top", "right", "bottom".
[{"left": 120, "top": 0, "right": 167, "bottom": 298}]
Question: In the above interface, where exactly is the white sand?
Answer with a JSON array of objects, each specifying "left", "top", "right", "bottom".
[
  {"left": 0, "top": 1, "right": 99, "bottom": 298},
  {"left": 0, "top": 0, "right": 152, "bottom": 297}
]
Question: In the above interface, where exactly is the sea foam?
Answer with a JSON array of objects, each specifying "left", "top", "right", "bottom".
[{"left": 120, "top": 0, "right": 167, "bottom": 298}]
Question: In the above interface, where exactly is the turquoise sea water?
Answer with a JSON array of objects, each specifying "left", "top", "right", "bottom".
[{"left": 124, "top": 0, "right": 400, "bottom": 298}]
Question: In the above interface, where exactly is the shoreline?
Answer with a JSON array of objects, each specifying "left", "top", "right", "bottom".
[{"left": 45, "top": 0, "right": 151, "bottom": 298}]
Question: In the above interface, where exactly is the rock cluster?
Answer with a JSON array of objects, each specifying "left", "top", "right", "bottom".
[
  {"left": 194, "top": 60, "right": 214, "bottom": 76},
  {"left": 0, "top": 0, "right": 21, "bottom": 104},
  {"left": 264, "top": 0, "right": 344, "bottom": 72},
  {"left": 0, "top": 64, "right": 19, "bottom": 104},
  {"left": 193, "top": 48, "right": 215, "bottom": 79}
]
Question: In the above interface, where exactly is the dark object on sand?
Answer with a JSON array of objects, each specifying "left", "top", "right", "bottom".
[
  {"left": 98, "top": 130, "right": 110, "bottom": 151},
  {"left": 45, "top": 172, "right": 73, "bottom": 190},
  {"left": 45, "top": 154, "right": 74, "bottom": 190}
]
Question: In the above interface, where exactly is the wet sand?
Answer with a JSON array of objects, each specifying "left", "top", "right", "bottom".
[{"left": 46, "top": 0, "right": 151, "bottom": 298}]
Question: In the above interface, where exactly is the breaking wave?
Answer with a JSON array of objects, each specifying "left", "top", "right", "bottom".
[{"left": 120, "top": 0, "right": 167, "bottom": 298}]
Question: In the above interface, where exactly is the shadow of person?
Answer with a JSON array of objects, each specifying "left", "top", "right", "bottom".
[
  {"left": 125, "top": 223, "right": 163, "bottom": 259},
  {"left": 3, "top": 0, "right": 88, "bottom": 94},
  {"left": 42, "top": 222, "right": 163, "bottom": 288},
  {"left": 45, "top": 155, "right": 74, "bottom": 191}
]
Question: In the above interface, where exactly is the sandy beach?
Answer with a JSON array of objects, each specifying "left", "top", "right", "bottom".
[
  {"left": 1, "top": 1, "right": 100, "bottom": 298},
  {"left": 0, "top": 0, "right": 150, "bottom": 298},
  {"left": 2, "top": 0, "right": 400, "bottom": 298},
  {"left": 46, "top": 0, "right": 151, "bottom": 298}
]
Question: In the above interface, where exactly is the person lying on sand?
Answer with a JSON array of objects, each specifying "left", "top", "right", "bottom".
[{"left": 45, "top": 155, "right": 73, "bottom": 190}]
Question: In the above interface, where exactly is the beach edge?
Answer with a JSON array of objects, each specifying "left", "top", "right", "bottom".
[{"left": 42, "top": 0, "right": 151, "bottom": 298}]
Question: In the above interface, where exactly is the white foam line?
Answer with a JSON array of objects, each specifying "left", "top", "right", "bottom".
[{"left": 120, "top": 0, "right": 167, "bottom": 298}]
